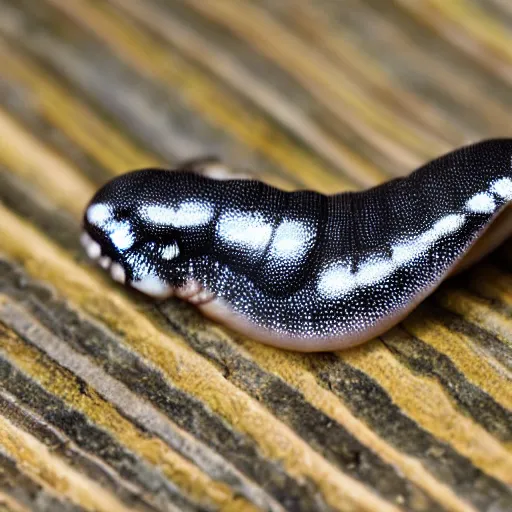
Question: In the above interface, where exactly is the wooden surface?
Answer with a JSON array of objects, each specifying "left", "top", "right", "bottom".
[{"left": 0, "top": 1, "right": 511, "bottom": 511}]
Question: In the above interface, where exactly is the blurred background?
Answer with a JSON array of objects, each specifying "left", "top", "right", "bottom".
[{"left": 0, "top": 1, "right": 511, "bottom": 512}]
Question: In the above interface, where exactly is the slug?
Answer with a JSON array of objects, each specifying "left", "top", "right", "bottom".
[{"left": 81, "top": 139, "right": 512, "bottom": 351}]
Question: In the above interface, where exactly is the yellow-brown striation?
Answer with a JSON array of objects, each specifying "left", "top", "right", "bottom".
[{"left": 0, "top": 1, "right": 511, "bottom": 511}]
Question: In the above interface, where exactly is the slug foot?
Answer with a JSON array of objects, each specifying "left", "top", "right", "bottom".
[{"left": 176, "top": 280, "right": 216, "bottom": 305}]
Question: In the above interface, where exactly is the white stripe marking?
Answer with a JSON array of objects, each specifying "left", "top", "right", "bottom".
[
  {"left": 318, "top": 214, "right": 466, "bottom": 299},
  {"left": 142, "top": 201, "right": 213, "bottom": 227}
]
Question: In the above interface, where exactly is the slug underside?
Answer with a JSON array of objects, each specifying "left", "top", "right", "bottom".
[{"left": 81, "top": 139, "right": 512, "bottom": 351}]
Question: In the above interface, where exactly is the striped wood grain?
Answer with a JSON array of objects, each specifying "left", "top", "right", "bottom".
[{"left": 0, "top": 1, "right": 511, "bottom": 511}]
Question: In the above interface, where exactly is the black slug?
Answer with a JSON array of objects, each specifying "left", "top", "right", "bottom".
[{"left": 81, "top": 139, "right": 512, "bottom": 351}]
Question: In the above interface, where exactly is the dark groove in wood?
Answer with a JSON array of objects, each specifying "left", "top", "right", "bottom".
[
  {"left": 308, "top": 353, "right": 512, "bottom": 511},
  {"left": 0, "top": 0, "right": 305, "bottom": 188},
  {"left": 0, "top": 170, "right": 82, "bottom": 254},
  {"left": 0, "top": 336, "right": 200, "bottom": 512},
  {"left": 0, "top": 260, "right": 333, "bottom": 512},
  {"left": 435, "top": 305, "right": 512, "bottom": 371},
  {"left": 381, "top": 319, "right": 512, "bottom": 441},
  {"left": 360, "top": 0, "right": 512, "bottom": 107},
  {"left": 0, "top": 387, "right": 168, "bottom": 512},
  {"left": 0, "top": 79, "right": 111, "bottom": 186},
  {"left": 0, "top": 452, "right": 86, "bottom": 512},
  {"left": 157, "top": 301, "right": 444, "bottom": 511},
  {"left": 124, "top": 0, "right": 399, "bottom": 181}
]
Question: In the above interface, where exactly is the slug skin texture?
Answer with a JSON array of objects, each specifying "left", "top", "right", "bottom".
[{"left": 82, "top": 139, "right": 512, "bottom": 351}]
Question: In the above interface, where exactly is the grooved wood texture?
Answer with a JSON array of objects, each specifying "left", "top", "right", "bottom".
[{"left": 0, "top": 1, "right": 511, "bottom": 511}]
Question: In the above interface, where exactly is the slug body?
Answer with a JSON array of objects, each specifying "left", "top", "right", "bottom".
[{"left": 82, "top": 140, "right": 512, "bottom": 351}]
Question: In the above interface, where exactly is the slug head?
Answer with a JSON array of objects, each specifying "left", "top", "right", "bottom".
[{"left": 81, "top": 169, "right": 217, "bottom": 298}]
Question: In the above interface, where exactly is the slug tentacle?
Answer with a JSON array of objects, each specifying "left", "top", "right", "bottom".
[{"left": 82, "top": 139, "right": 512, "bottom": 351}]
